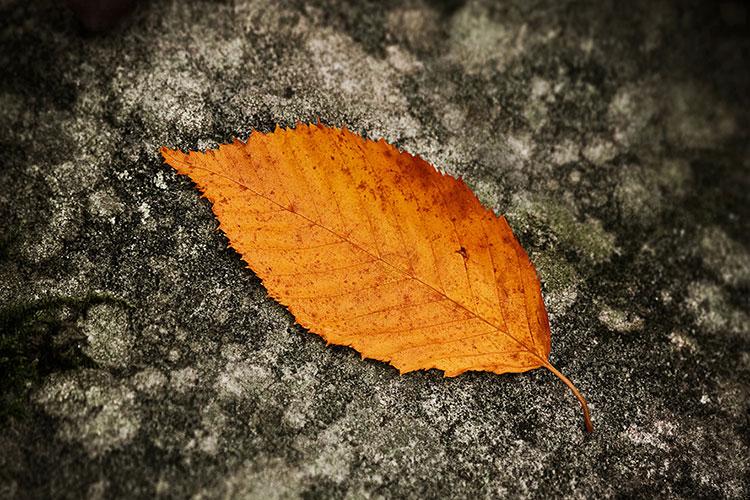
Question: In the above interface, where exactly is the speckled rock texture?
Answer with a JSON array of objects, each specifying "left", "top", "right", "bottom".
[{"left": 1, "top": 1, "right": 749, "bottom": 498}]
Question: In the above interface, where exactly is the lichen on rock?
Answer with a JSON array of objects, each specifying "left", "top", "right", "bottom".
[{"left": 1, "top": 0, "right": 748, "bottom": 498}]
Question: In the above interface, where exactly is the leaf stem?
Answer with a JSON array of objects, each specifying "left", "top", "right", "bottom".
[{"left": 544, "top": 363, "right": 593, "bottom": 433}]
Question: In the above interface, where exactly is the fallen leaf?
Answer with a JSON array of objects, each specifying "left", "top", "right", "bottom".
[{"left": 161, "top": 123, "right": 593, "bottom": 432}]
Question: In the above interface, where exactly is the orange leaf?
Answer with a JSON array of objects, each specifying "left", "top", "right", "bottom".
[{"left": 161, "top": 124, "right": 593, "bottom": 432}]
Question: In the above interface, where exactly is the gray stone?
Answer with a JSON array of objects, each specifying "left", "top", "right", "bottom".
[{"left": 1, "top": 0, "right": 748, "bottom": 498}]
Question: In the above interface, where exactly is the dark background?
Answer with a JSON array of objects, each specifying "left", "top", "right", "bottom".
[{"left": 1, "top": 1, "right": 749, "bottom": 498}]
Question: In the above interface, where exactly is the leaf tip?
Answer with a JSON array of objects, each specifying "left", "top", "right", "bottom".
[
  {"left": 160, "top": 146, "right": 191, "bottom": 171},
  {"left": 159, "top": 145, "right": 175, "bottom": 160}
]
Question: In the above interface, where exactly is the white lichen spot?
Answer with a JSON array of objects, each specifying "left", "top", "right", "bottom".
[
  {"left": 87, "top": 479, "right": 109, "bottom": 500},
  {"left": 138, "top": 201, "right": 157, "bottom": 231},
  {"left": 305, "top": 29, "right": 419, "bottom": 139},
  {"left": 194, "top": 402, "right": 226, "bottom": 456},
  {"left": 221, "top": 459, "right": 304, "bottom": 499},
  {"left": 580, "top": 37, "right": 594, "bottom": 55},
  {"left": 308, "top": 427, "right": 356, "bottom": 484},
  {"left": 684, "top": 281, "right": 749, "bottom": 335},
  {"left": 668, "top": 331, "right": 697, "bottom": 352},
  {"left": 623, "top": 420, "right": 676, "bottom": 451},
  {"left": 525, "top": 77, "right": 555, "bottom": 131},
  {"left": 197, "top": 433, "right": 218, "bottom": 455},
  {"left": 113, "top": 57, "right": 213, "bottom": 140},
  {"left": 88, "top": 189, "right": 124, "bottom": 221},
  {"left": 220, "top": 342, "right": 246, "bottom": 362},
  {"left": 608, "top": 81, "right": 657, "bottom": 146},
  {"left": 550, "top": 140, "right": 580, "bottom": 166},
  {"left": 385, "top": 44, "right": 423, "bottom": 73},
  {"left": 582, "top": 137, "right": 618, "bottom": 165},
  {"left": 386, "top": 7, "right": 440, "bottom": 53},
  {"left": 598, "top": 305, "right": 644, "bottom": 333},
  {"left": 280, "top": 364, "right": 319, "bottom": 430},
  {"left": 170, "top": 367, "right": 198, "bottom": 393},
  {"left": 138, "top": 202, "right": 151, "bottom": 220},
  {"left": 155, "top": 478, "right": 170, "bottom": 496},
  {"left": 81, "top": 304, "right": 133, "bottom": 368},
  {"left": 452, "top": 420, "right": 483, "bottom": 446},
  {"left": 235, "top": 0, "right": 301, "bottom": 36},
  {"left": 131, "top": 367, "right": 168, "bottom": 395},
  {"left": 216, "top": 361, "right": 274, "bottom": 399},
  {"left": 36, "top": 371, "right": 141, "bottom": 457},
  {"left": 440, "top": 103, "right": 468, "bottom": 133},
  {"left": 506, "top": 134, "right": 534, "bottom": 161},
  {"left": 531, "top": 77, "right": 552, "bottom": 99},
  {"left": 447, "top": 3, "right": 527, "bottom": 74},
  {"left": 154, "top": 171, "right": 168, "bottom": 190}
]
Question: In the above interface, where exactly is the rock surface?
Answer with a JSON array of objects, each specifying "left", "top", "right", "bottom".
[{"left": 1, "top": 0, "right": 749, "bottom": 498}]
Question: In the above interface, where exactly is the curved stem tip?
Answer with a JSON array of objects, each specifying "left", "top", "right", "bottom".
[{"left": 544, "top": 363, "right": 593, "bottom": 433}]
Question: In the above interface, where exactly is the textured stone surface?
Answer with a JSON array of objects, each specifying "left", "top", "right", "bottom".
[{"left": 1, "top": 0, "right": 749, "bottom": 498}]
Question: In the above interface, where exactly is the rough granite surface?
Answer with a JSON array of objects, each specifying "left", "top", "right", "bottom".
[{"left": 1, "top": 0, "right": 749, "bottom": 498}]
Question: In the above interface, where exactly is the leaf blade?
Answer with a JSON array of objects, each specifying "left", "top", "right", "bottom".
[{"left": 162, "top": 123, "right": 592, "bottom": 431}]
